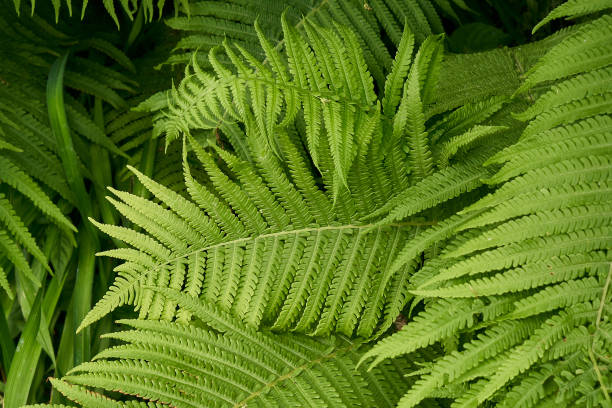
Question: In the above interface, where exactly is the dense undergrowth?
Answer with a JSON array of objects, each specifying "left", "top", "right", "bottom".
[{"left": 0, "top": 0, "right": 610, "bottom": 407}]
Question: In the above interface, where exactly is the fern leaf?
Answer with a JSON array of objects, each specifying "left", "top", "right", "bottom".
[
  {"left": 0, "top": 156, "right": 75, "bottom": 233},
  {"left": 64, "top": 295, "right": 409, "bottom": 407},
  {"left": 0, "top": 264, "right": 12, "bottom": 298},
  {"left": 382, "top": 24, "right": 415, "bottom": 117},
  {"left": 396, "top": 319, "right": 540, "bottom": 408},
  {"left": 48, "top": 378, "right": 121, "bottom": 408},
  {"left": 451, "top": 205, "right": 612, "bottom": 257},
  {"left": 389, "top": 210, "right": 484, "bottom": 275},
  {"left": 486, "top": 116, "right": 612, "bottom": 184},
  {"left": 0, "top": 193, "right": 48, "bottom": 268},
  {"left": 532, "top": 0, "right": 612, "bottom": 33},
  {"left": 414, "top": 251, "right": 611, "bottom": 298},
  {"left": 413, "top": 33, "right": 444, "bottom": 106},
  {"left": 429, "top": 95, "right": 507, "bottom": 143},
  {"left": 402, "top": 61, "right": 433, "bottom": 180},
  {"left": 498, "top": 364, "right": 555, "bottom": 408},
  {"left": 517, "top": 14, "right": 612, "bottom": 94},
  {"left": 520, "top": 92, "right": 612, "bottom": 140},
  {"left": 514, "top": 66, "right": 612, "bottom": 122},
  {"left": 359, "top": 299, "right": 479, "bottom": 369},
  {"left": 474, "top": 303, "right": 599, "bottom": 404},
  {"left": 508, "top": 277, "right": 603, "bottom": 319},
  {"left": 437, "top": 125, "right": 507, "bottom": 166},
  {"left": 420, "top": 228, "right": 612, "bottom": 288},
  {"left": 367, "top": 159, "right": 489, "bottom": 224},
  {"left": 473, "top": 155, "right": 611, "bottom": 210},
  {"left": 460, "top": 181, "right": 612, "bottom": 230},
  {"left": 0, "top": 229, "right": 40, "bottom": 288}
]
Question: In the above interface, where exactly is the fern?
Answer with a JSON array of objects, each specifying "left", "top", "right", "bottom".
[
  {"left": 49, "top": 291, "right": 411, "bottom": 407},
  {"left": 11, "top": 0, "right": 188, "bottom": 27},
  {"left": 85, "top": 19, "right": 507, "bottom": 341},
  {"left": 16, "top": 1, "right": 610, "bottom": 407},
  {"left": 363, "top": 3, "right": 612, "bottom": 406},
  {"left": 163, "top": 0, "right": 457, "bottom": 76}
]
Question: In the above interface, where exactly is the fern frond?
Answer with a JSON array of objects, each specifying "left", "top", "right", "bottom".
[
  {"left": 498, "top": 364, "right": 555, "bottom": 408},
  {"left": 473, "top": 155, "right": 611, "bottom": 210},
  {"left": 520, "top": 92, "right": 612, "bottom": 140},
  {"left": 154, "top": 15, "right": 382, "bottom": 191},
  {"left": 416, "top": 251, "right": 611, "bottom": 298},
  {"left": 382, "top": 24, "right": 415, "bottom": 117},
  {"left": 473, "top": 303, "right": 599, "bottom": 404},
  {"left": 517, "top": 14, "right": 612, "bottom": 94},
  {"left": 396, "top": 319, "right": 542, "bottom": 408},
  {"left": 514, "top": 66, "right": 612, "bottom": 122},
  {"left": 429, "top": 95, "right": 507, "bottom": 143},
  {"left": 508, "top": 277, "right": 603, "bottom": 319},
  {"left": 366, "top": 158, "right": 490, "bottom": 224},
  {"left": 486, "top": 116, "right": 612, "bottom": 184},
  {"left": 451, "top": 205, "right": 611, "bottom": 257},
  {"left": 89, "top": 159, "right": 418, "bottom": 336},
  {"left": 389, "top": 210, "right": 484, "bottom": 275},
  {"left": 0, "top": 156, "right": 75, "bottom": 233},
  {"left": 399, "top": 59, "right": 433, "bottom": 180},
  {"left": 359, "top": 299, "right": 480, "bottom": 369},
  {"left": 437, "top": 125, "right": 507, "bottom": 166},
  {"left": 532, "top": 0, "right": 612, "bottom": 33},
  {"left": 460, "top": 181, "right": 611, "bottom": 230},
  {"left": 421, "top": 228, "right": 612, "bottom": 288},
  {"left": 0, "top": 193, "right": 48, "bottom": 268},
  {"left": 58, "top": 295, "right": 410, "bottom": 407}
]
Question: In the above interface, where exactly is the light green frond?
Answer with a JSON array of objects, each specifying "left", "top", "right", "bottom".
[
  {"left": 473, "top": 155, "right": 611, "bottom": 210},
  {"left": 413, "top": 34, "right": 444, "bottom": 106},
  {"left": 421, "top": 228, "right": 612, "bottom": 288},
  {"left": 388, "top": 210, "right": 484, "bottom": 275},
  {"left": 486, "top": 117, "right": 612, "bottom": 184},
  {"left": 437, "top": 125, "right": 508, "bottom": 166},
  {"left": 156, "top": 17, "right": 382, "bottom": 193},
  {"left": 532, "top": 0, "right": 612, "bottom": 33},
  {"left": 508, "top": 277, "right": 604, "bottom": 319},
  {"left": 514, "top": 66, "right": 612, "bottom": 121},
  {"left": 498, "top": 364, "right": 555, "bottom": 408},
  {"left": 451, "top": 205, "right": 612, "bottom": 257},
  {"left": 429, "top": 95, "right": 507, "bottom": 143},
  {"left": 517, "top": 14, "right": 612, "bottom": 94},
  {"left": 474, "top": 303, "right": 599, "bottom": 404},
  {"left": 382, "top": 24, "right": 415, "bottom": 117},
  {"left": 59, "top": 295, "right": 410, "bottom": 408},
  {"left": 400, "top": 61, "right": 433, "bottom": 180},
  {"left": 48, "top": 378, "right": 122, "bottom": 408},
  {"left": 460, "top": 181, "right": 612, "bottom": 230},
  {"left": 89, "top": 218, "right": 171, "bottom": 261},
  {"left": 420, "top": 259, "right": 583, "bottom": 296},
  {"left": 396, "top": 319, "right": 540, "bottom": 408},
  {"left": 520, "top": 92, "right": 612, "bottom": 140},
  {"left": 366, "top": 158, "right": 489, "bottom": 224},
  {"left": 359, "top": 299, "right": 479, "bottom": 369}
]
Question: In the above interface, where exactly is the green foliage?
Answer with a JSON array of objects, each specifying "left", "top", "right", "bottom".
[
  {"left": 46, "top": 289, "right": 412, "bottom": 407},
  {"left": 361, "top": 3, "right": 612, "bottom": 407},
  {"left": 82, "top": 18, "right": 514, "bottom": 346},
  {"left": 1, "top": 1, "right": 609, "bottom": 407}
]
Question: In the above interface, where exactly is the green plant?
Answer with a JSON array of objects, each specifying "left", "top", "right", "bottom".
[{"left": 1, "top": 0, "right": 610, "bottom": 407}]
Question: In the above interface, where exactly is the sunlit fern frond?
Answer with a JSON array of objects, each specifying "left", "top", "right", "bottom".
[
  {"left": 360, "top": 3, "right": 612, "bottom": 407},
  {"left": 84, "top": 21, "right": 515, "bottom": 341},
  {"left": 49, "top": 290, "right": 413, "bottom": 407}
]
